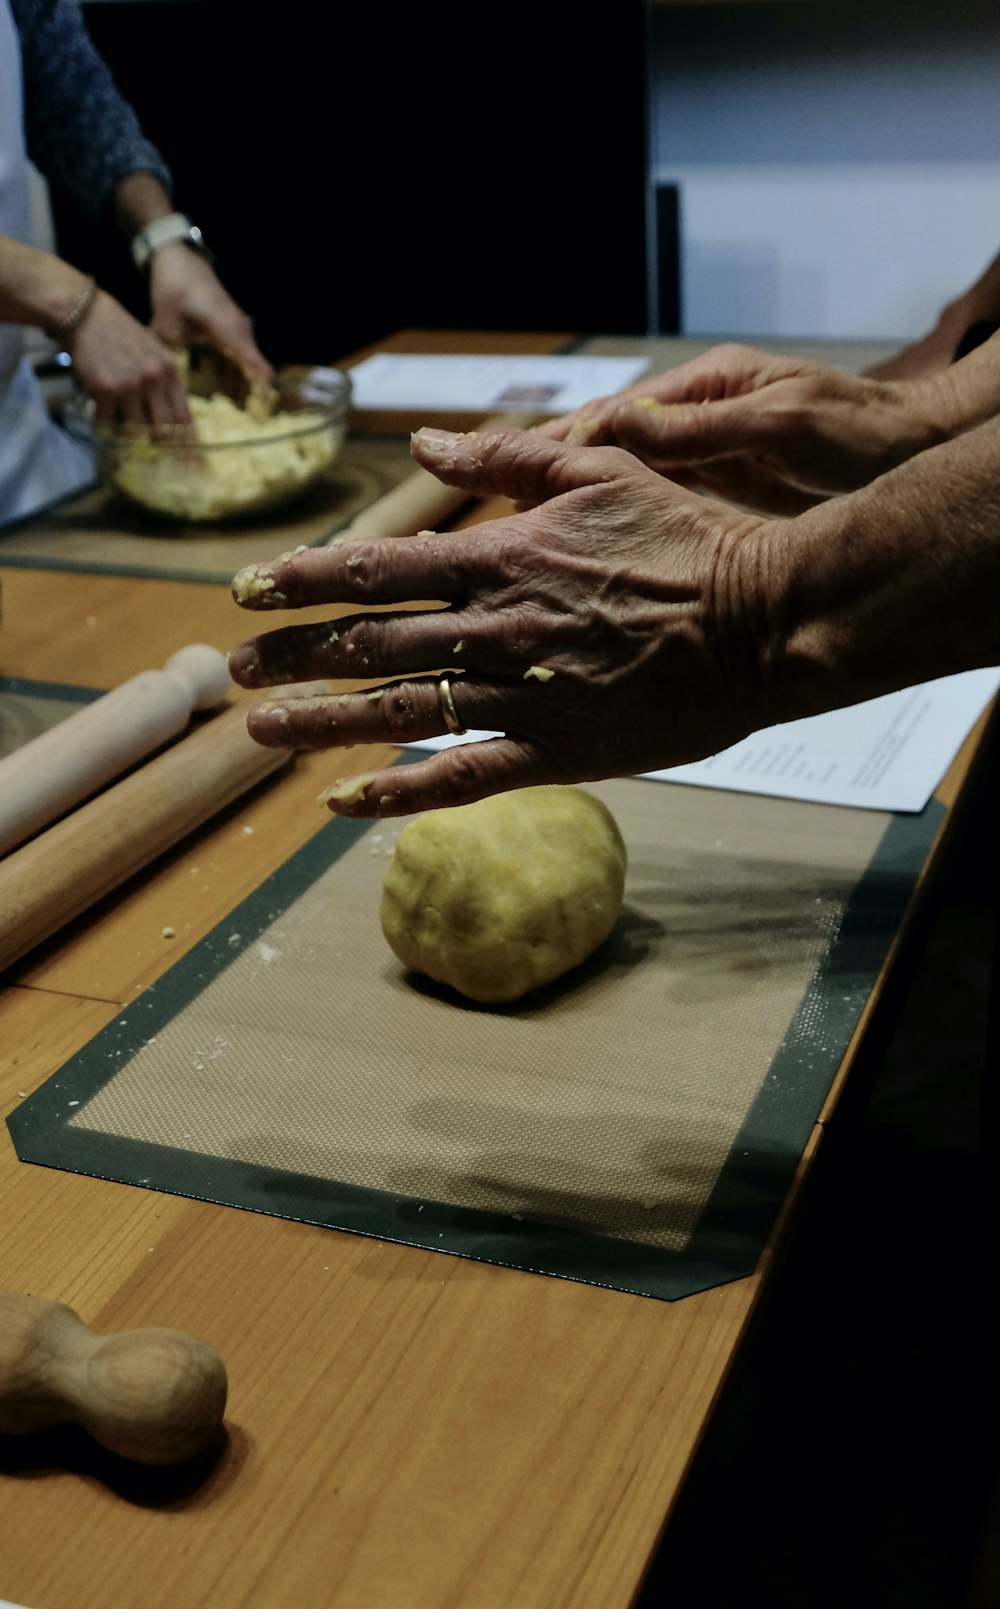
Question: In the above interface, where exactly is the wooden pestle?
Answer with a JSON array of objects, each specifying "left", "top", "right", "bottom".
[{"left": 0, "top": 1290, "right": 227, "bottom": 1465}]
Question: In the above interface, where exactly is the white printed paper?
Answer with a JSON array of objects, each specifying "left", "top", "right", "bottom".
[
  {"left": 347, "top": 353, "right": 651, "bottom": 414},
  {"left": 408, "top": 668, "right": 1000, "bottom": 814}
]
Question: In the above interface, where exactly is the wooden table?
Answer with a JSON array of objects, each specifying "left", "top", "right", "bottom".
[{"left": 0, "top": 330, "right": 990, "bottom": 1609}]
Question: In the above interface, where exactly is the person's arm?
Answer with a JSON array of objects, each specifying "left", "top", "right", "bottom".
[
  {"left": 863, "top": 249, "right": 1000, "bottom": 380},
  {"left": 113, "top": 174, "right": 272, "bottom": 382},
  {"left": 12, "top": 0, "right": 270, "bottom": 382},
  {"left": 224, "top": 421, "right": 1000, "bottom": 817},
  {"left": 0, "top": 234, "right": 190, "bottom": 428},
  {"left": 12, "top": 0, "right": 172, "bottom": 220},
  {"left": 535, "top": 335, "right": 1000, "bottom": 516}
]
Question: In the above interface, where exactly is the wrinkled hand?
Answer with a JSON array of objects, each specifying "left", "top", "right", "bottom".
[
  {"left": 69, "top": 290, "right": 191, "bottom": 430},
  {"left": 228, "top": 428, "right": 794, "bottom": 816},
  {"left": 148, "top": 244, "right": 272, "bottom": 384},
  {"left": 537, "top": 343, "right": 949, "bottom": 515}
]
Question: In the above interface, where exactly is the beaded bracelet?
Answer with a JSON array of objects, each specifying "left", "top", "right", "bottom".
[{"left": 45, "top": 276, "right": 98, "bottom": 347}]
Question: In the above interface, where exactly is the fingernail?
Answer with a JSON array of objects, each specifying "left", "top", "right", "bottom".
[
  {"left": 317, "top": 772, "right": 376, "bottom": 809},
  {"left": 411, "top": 427, "right": 460, "bottom": 450},
  {"left": 631, "top": 396, "right": 662, "bottom": 412},
  {"left": 232, "top": 563, "right": 276, "bottom": 603},
  {"left": 228, "top": 644, "right": 260, "bottom": 681},
  {"left": 249, "top": 700, "right": 291, "bottom": 730}
]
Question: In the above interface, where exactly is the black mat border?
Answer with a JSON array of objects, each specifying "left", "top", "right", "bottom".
[
  {"left": 7, "top": 763, "right": 943, "bottom": 1302},
  {"left": 0, "top": 674, "right": 103, "bottom": 704}
]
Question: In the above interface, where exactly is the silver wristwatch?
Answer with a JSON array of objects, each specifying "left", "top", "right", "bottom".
[{"left": 130, "top": 212, "right": 214, "bottom": 273}]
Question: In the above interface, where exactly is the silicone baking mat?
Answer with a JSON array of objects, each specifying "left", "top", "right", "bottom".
[
  {"left": 0, "top": 434, "right": 417, "bottom": 583},
  {"left": 8, "top": 766, "right": 941, "bottom": 1300},
  {"left": 0, "top": 675, "right": 100, "bottom": 758}
]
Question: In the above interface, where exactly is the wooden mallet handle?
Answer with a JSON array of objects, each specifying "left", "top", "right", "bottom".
[{"left": 0, "top": 1289, "right": 227, "bottom": 1465}]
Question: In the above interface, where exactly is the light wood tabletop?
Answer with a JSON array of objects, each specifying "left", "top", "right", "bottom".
[{"left": 0, "top": 330, "right": 991, "bottom": 1609}]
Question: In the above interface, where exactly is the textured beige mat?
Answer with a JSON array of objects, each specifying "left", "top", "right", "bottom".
[
  {"left": 0, "top": 677, "right": 98, "bottom": 761},
  {"left": 9, "top": 766, "right": 941, "bottom": 1298}
]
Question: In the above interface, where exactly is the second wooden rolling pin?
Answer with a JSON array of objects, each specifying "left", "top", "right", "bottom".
[
  {"left": 0, "top": 644, "right": 233, "bottom": 858},
  {"left": 0, "top": 700, "right": 290, "bottom": 975}
]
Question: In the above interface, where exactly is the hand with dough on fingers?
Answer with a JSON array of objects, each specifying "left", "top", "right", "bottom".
[
  {"left": 147, "top": 240, "right": 272, "bottom": 391},
  {"left": 535, "top": 337, "right": 1000, "bottom": 516},
  {"left": 228, "top": 417, "right": 1000, "bottom": 818},
  {"left": 0, "top": 235, "right": 192, "bottom": 433},
  {"left": 228, "top": 429, "right": 790, "bottom": 815}
]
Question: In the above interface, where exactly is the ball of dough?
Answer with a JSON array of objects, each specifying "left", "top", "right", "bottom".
[{"left": 380, "top": 785, "right": 627, "bottom": 1004}]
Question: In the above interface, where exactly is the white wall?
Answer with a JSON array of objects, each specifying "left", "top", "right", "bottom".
[{"left": 650, "top": 0, "right": 1000, "bottom": 339}]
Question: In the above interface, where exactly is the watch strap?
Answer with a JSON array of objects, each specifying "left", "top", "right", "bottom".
[{"left": 131, "top": 212, "right": 213, "bottom": 272}]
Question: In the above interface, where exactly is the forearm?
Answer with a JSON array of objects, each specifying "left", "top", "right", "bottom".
[
  {"left": 112, "top": 172, "right": 174, "bottom": 245},
  {"left": 922, "top": 327, "right": 1000, "bottom": 434},
  {"left": 0, "top": 235, "right": 95, "bottom": 333},
  {"left": 766, "top": 416, "right": 1000, "bottom": 717},
  {"left": 865, "top": 253, "right": 1000, "bottom": 380},
  {"left": 936, "top": 251, "right": 1000, "bottom": 340}
]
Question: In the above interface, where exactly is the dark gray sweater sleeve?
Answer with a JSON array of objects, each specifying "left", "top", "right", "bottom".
[{"left": 11, "top": 0, "right": 173, "bottom": 216}]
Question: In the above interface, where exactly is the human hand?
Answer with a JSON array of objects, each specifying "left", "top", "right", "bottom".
[
  {"left": 68, "top": 290, "right": 191, "bottom": 430},
  {"left": 148, "top": 245, "right": 272, "bottom": 385},
  {"left": 228, "top": 428, "right": 794, "bottom": 816},
  {"left": 537, "top": 343, "right": 950, "bottom": 515}
]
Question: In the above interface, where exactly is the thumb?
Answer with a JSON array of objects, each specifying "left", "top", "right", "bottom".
[{"left": 410, "top": 425, "right": 648, "bottom": 506}]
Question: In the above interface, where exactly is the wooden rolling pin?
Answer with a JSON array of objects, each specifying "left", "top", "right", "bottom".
[
  {"left": 0, "top": 1290, "right": 227, "bottom": 1465},
  {"left": 0, "top": 643, "right": 233, "bottom": 858},
  {"left": 325, "top": 410, "right": 537, "bottom": 545},
  {"left": 0, "top": 699, "right": 290, "bottom": 975}
]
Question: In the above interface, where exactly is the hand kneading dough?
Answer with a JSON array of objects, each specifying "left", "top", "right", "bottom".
[{"left": 380, "top": 786, "right": 627, "bottom": 1004}]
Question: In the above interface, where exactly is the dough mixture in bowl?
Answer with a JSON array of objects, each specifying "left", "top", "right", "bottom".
[{"left": 109, "top": 391, "right": 341, "bottom": 522}]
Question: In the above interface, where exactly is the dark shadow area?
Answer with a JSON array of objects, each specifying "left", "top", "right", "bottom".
[
  {"left": 53, "top": 1, "right": 649, "bottom": 367},
  {"left": 399, "top": 901, "right": 666, "bottom": 1016},
  {"left": 637, "top": 731, "right": 1000, "bottom": 1609},
  {"left": 0, "top": 1419, "right": 244, "bottom": 1510}
]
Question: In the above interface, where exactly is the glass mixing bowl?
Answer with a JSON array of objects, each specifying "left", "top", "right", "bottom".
[{"left": 63, "top": 364, "right": 352, "bottom": 524}]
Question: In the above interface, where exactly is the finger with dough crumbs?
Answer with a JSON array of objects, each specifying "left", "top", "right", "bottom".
[
  {"left": 317, "top": 737, "right": 558, "bottom": 818},
  {"left": 246, "top": 674, "right": 562, "bottom": 750},
  {"left": 230, "top": 532, "right": 476, "bottom": 612},
  {"left": 609, "top": 393, "right": 786, "bottom": 464},
  {"left": 410, "top": 425, "right": 654, "bottom": 508},
  {"left": 228, "top": 606, "right": 487, "bottom": 690}
]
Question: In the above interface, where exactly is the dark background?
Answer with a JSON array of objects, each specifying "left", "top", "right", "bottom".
[{"left": 51, "top": 1, "right": 649, "bottom": 367}]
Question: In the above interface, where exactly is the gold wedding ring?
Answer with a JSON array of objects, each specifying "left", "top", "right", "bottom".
[{"left": 437, "top": 674, "right": 466, "bottom": 736}]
